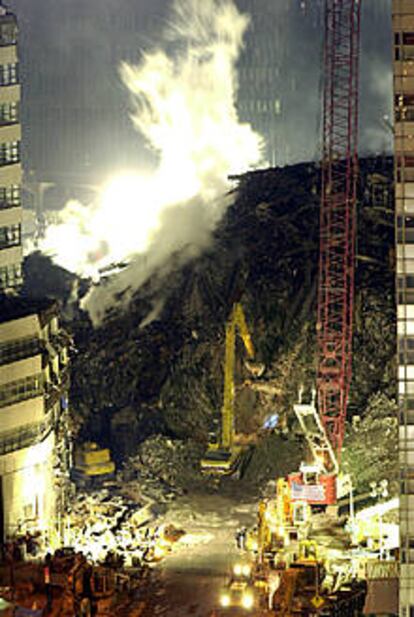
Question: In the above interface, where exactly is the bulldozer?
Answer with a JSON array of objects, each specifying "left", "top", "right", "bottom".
[{"left": 200, "top": 303, "right": 254, "bottom": 476}]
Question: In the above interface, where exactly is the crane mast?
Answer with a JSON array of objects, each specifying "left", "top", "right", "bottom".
[{"left": 317, "top": 0, "right": 361, "bottom": 460}]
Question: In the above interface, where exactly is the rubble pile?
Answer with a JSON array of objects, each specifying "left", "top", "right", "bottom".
[
  {"left": 66, "top": 486, "right": 186, "bottom": 566},
  {"left": 121, "top": 435, "right": 206, "bottom": 500},
  {"left": 342, "top": 392, "right": 398, "bottom": 495},
  {"left": 24, "top": 156, "right": 396, "bottom": 491}
]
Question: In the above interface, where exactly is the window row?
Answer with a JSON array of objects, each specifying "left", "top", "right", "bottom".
[
  {"left": 0, "top": 374, "right": 43, "bottom": 408},
  {"left": 0, "top": 101, "right": 18, "bottom": 125},
  {"left": 0, "top": 140, "right": 19, "bottom": 165},
  {"left": 238, "top": 98, "right": 281, "bottom": 115},
  {"left": 0, "top": 62, "right": 18, "bottom": 86},
  {"left": 0, "top": 223, "right": 20, "bottom": 249},
  {"left": 0, "top": 336, "right": 39, "bottom": 366},
  {"left": 0, "top": 262, "right": 21, "bottom": 290}
]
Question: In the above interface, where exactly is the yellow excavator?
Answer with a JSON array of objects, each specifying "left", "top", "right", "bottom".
[{"left": 200, "top": 303, "right": 254, "bottom": 476}]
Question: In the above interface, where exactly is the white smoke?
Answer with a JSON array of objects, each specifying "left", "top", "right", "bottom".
[{"left": 35, "top": 0, "right": 264, "bottom": 324}]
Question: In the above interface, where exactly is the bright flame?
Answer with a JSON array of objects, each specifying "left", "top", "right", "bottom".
[{"left": 33, "top": 0, "right": 263, "bottom": 320}]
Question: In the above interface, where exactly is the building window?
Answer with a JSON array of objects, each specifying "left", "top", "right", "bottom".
[
  {"left": 395, "top": 95, "right": 414, "bottom": 122},
  {"left": 0, "top": 263, "right": 22, "bottom": 290},
  {"left": 397, "top": 216, "right": 414, "bottom": 243},
  {"left": 396, "top": 154, "right": 414, "bottom": 182},
  {"left": 0, "top": 21, "right": 17, "bottom": 47},
  {"left": 0, "top": 223, "right": 20, "bottom": 249},
  {"left": 0, "top": 101, "right": 18, "bottom": 125},
  {"left": 0, "top": 185, "right": 20, "bottom": 209},
  {"left": 403, "top": 33, "right": 414, "bottom": 45},
  {"left": 0, "top": 62, "right": 18, "bottom": 86},
  {"left": 0, "top": 140, "right": 19, "bottom": 165}
]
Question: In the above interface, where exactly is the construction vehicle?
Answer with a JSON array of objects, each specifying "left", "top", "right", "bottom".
[
  {"left": 217, "top": 562, "right": 257, "bottom": 612},
  {"left": 288, "top": 391, "right": 352, "bottom": 508},
  {"left": 71, "top": 442, "right": 115, "bottom": 488},
  {"left": 200, "top": 303, "right": 254, "bottom": 476},
  {"left": 49, "top": 551, "right": 115, "bottom": 616},
  {"left": 271, "top": 541, "right": 367, "bottom": 616},
  {"left": 246, "top": 479, "right": 311, "bottom": 564}
]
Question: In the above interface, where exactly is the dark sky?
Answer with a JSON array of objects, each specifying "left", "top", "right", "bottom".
[{"left": 8, "top": 0, "right": 392, "bottom": 181}]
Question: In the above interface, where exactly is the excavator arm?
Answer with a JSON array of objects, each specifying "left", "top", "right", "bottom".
[{"left": 222, "top": 303, "right": 254, "bottom": 449}]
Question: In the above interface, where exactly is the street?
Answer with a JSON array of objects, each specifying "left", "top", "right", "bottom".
[{"left": 140, "top": 492, "right": 257, "bottom": 616}]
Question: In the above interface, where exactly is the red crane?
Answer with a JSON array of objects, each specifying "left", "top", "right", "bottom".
[
  {"left": 317, "top": 0, "right": 361, "bottom": 458},
  {"left": 288, "top": 1, "right": 361, "bottom": 507}
]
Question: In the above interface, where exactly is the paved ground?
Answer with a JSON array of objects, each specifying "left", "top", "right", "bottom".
[{"left": 140, "top": 492, "right": 257, "bottom": 617}]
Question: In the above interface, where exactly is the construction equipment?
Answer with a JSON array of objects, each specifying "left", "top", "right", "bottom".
[
  {"left": 217, "top": 563, "right": 257, "bottom": 612},
  {"left": 246, "top": 479, "right": 311, "bottom": 565},
  {"left": 71, "top": 442, "right": 115, "bottom": 488},
  {"left": 288, "top": 0, "right": 361, "bottom": 506},
  {"left": 49, "top": 551, "right": 115, "bottom": 616},
  {"left": 200, "top": 303, "right": 254, "bottom": 475},
  {"left": 271, "top": 541, "right": 367, "bottom": 616}
]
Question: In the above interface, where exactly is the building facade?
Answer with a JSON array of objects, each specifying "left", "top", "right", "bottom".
[
  {"left": 394, "top": 0, "right": 414, "bottom": 614},
  {"left": 0, "top": 299, "right": 71, "bottom": 545},
  {"left": 0, "top": 4, "right": 22, "bottom": 293}
]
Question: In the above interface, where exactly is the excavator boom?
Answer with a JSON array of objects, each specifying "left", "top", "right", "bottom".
[{"left": 222, "top": 303, "right": 254, "bottom": 449}]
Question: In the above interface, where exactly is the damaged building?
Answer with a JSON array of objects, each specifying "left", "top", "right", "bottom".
[{"left": 0, "top": 299, "right": 71, "bottom": 545}]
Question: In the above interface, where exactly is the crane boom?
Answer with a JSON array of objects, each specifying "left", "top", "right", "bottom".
[{"left": 317, "top": 0, "right": 361, "bottom": 459}]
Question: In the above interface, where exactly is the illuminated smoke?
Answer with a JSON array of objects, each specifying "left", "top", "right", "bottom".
[{"left": 35, "top": 0, "right": 264, "bottom": 323}]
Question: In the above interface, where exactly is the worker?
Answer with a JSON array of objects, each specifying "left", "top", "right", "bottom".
[
  {"left": 267, "top": 568, "right": 281, "bottom": 610},
  {"left": 235, "top": 527, "right": 247, "bottom": 550},
  {"left": 44, "top": 553, "right": 52, "bottom": 613}
]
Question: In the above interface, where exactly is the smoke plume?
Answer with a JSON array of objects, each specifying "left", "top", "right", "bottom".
[{"left": 35, "top": 0, "right": 263, "bottom": 324}]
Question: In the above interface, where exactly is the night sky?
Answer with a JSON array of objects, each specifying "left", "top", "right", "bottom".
[{"left": 8, "top": 0, "right": 392, "bottom": 181}]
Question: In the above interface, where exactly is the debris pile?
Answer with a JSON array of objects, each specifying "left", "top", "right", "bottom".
[
  {"left": 23, "top": 156, "right": 396, "bottom": 491},
  {"left": 342, "top": 392, "right": 398, "bottom": 495},
  {"left": 65, "top": 486, "right": 186, "bottom": 566},
  {"left": 120, "top": 435, "right": 207, "bottom": 499}
]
